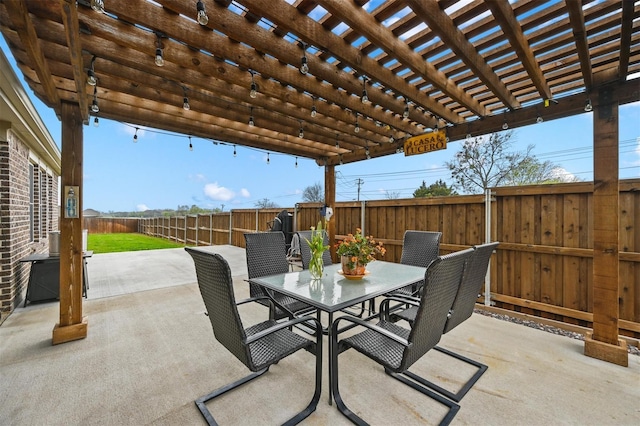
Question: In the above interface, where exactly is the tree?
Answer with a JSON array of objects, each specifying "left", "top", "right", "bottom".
[
  {"left": 302, "top": 182, "right": 324, "bottom": 202},
  {"left": 413, "top": 179, "right": 457, "bottom": 197},
  {"left": 385, "top": 190, "right": 401, "bottom": 199},
  {"left": 445, "top": 131, "right": 572, "bottom": 194},
  {"left": 254, "top": 198, "right": 278, "bottom": 208}
]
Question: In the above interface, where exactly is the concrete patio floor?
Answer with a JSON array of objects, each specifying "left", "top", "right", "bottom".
[{"left": 1, "top": 246, "right": 638, "bottom": 425}]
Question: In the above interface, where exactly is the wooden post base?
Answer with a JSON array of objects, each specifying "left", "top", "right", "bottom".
[
  {"left": 52, "top": 316, "right": 88, "bottom": 345},
  {"left": 584, "top": 331, "right": 628, "bottom": 367}
]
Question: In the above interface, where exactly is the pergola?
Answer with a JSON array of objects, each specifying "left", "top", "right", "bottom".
[{"left": 1, "top": 0, "right": 638, "bottom": 365}]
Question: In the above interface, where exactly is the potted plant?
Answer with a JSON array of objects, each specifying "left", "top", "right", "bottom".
[{"left": 336, "top": 228, "right": 386, "bottom": 276}]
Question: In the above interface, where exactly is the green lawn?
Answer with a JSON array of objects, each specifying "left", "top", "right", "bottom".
[{"left": 87, "top": 233, "right": 185, "bottom": 254}]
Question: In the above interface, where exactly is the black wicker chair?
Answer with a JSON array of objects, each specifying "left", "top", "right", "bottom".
[
  {"left": 296, "top": 230, "right": 333, "bottom": 269},
  {"left": 385, "top": 241, "right": 499, "bottom": 402},
  {"left": 375, "top": 230, "right": 441, "bottom": 315},
  {"left": 185, "top": 247, "right": 322, "bottom": 426},
  {"left": 330, "top": 248, "right": 474, "bottom": 426},
  {"left": 245, "top": 232, "right": 314, "bottom": 320}
]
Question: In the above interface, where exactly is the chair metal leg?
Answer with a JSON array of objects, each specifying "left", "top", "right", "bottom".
[
  {"left": 385, "top": 368, "right": 460, "bottom": 426},
  {"left": 391, "top": 345, "right": 488, "bottom": 403}
]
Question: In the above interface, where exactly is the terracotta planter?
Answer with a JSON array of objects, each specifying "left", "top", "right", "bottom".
[{"left": 341, "top": 255, "right": 367, "bottom": 275}]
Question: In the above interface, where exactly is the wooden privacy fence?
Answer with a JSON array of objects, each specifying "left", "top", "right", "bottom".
[
  {"left": 84, "top": 217, "right": 138, "bottom": 234},
  {"left": 136, "top": 179, "right": 640, "bottom": 338}
]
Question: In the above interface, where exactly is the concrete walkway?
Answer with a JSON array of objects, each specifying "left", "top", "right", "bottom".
[{"left": 1, "top": 246, "right": 638, "bottom": 425}]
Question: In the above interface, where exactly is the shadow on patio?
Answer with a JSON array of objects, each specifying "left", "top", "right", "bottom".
[{"left": 1, "top": 246, "right": 638, "bottom": 425}]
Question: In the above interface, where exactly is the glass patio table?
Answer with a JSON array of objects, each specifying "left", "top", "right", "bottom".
[{"left": 249, "top": 260, "right": 426, "bottom": 404}]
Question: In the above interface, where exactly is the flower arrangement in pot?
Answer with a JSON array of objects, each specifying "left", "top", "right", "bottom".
[{"left": 335, "top": 228, "right": 386, "bottom": 276}]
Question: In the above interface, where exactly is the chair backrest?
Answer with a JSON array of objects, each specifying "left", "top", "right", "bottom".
[
  {"left": 185, "top": 247, "right": 251, "bottom": 368},
  {"left": 244, "top": 232, "right": 291, "bottom": 298},
  {"left": 296, "top": 230, "right": 333, "bottom": 269},
  {"left": 443, "top": 242, "right": 499, "bottom": 334},
  {"left": 400, "top": 230, "right": 442, "bottom": 268},
  {"left": 402, "top": 247, "right": 475, "bottom": 370}
]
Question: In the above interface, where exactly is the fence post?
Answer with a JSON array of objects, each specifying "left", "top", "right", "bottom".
[
  {"left": 255, "top": 209, "right": 259, "bottom": 231},
  {"left": 485, "top": 188, "right": 493, "bottom": 306},
  {"left": 360, "top": 201, "right": 366, "bottom": 236},
  {"left": 228, "top": 211, "right": 233, "bottom": 245}
]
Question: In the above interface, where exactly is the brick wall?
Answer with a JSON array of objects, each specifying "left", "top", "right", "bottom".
[{"left": 0, "top": 130, "right": 57, "bottom": 324}]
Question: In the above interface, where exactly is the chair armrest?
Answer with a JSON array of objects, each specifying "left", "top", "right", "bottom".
[
  {"left": 378, "top": 295, "right": 420, "bottom": 321},
  {"left": 245, "top": 315, "right": 322, "bottom": 344},
  {"left": 332, "top": 315, "right": 409, "bottom": 348},
  {"left": 236, "top": 296, "right": 274, "bottom": 312}
]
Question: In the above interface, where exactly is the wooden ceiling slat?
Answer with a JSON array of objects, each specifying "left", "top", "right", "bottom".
[
  {"left": 618, "top": 0, "right": 635, "bottom": 82},
  {"left": 3, "top": 0, "right": 60, "bottom": 110},
  {"left": 566, "top": 0, "right": 593, "bottom": 90},
  {"left": 59, "top": 0, "right": 88, "bottom": 124},
  {"left": 406, "top": 0, "right": 519, "bottom": 111},
  {"left": 486, "top": 0, "right": 552, "bottom": 101}
]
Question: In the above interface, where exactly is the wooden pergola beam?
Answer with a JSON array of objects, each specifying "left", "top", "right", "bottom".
[
  {"left": 3, "top": 0, "right": 60, "bottom": 110},
  {"left": 618, "top": 0, "right": 635, "bottom": 82},
  {"left": 566, "top": 0, "right": 593, "bottom": 90},
  {"left": 486, "top": 0, "right": 552, "bottom": 101},
  {"left": 405, "top": 0, "right": 519, "bottom": 111},
  {"left": 59, "top": 0, "right": 88, "bottom": 124}
]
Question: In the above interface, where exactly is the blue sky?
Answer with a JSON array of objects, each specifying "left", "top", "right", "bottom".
[{"left": 2, "top": 38, "right": 639, "bottom": 213}]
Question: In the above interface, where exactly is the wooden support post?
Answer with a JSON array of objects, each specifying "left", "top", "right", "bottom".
[
  {"left": 325, "top": 164, "right": 336, "bottom": 261},
  {"left": 52, "top": 101, "right": 87, "bottom": 345},
  {"left": 584, "top": 78, "right": 627, "bottom": 366}
]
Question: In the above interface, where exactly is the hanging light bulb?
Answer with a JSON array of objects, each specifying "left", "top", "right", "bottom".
[
  {"left": 584, "top": 98, "right": 593, "bottom": 112},
  {"left": 90, "top": 0, "right": 104, "bottom": 13},
  {"left": 233, "top": 145, "right": 237, "bottom": 157},
  {"left": 90, "top": 86, "right": 99, "bottom": 113},
  {"left": 189, "top": 136, "right": 193, "bottom": 151},
  {"left": 311, "top": 97, "right": 317, "bottom": 117},
  {"left": 365, "top": 146, "right": 370, "bottom": 159},
  {"left": 298, "top": 124, "right": 304, "bottom": 138},
  {"left": 354, "top": 113, "right": 360, "bottom": 133},
  {"left": 295, "top": 157, "right": 298, "bottom": 168},
  {"left": 502, "top": 121, "right": 509, "bottom": 130},
  {"left": 339, "top": 155, "right": 343, "bottom": 165},
  {"left": 248, "top": 107, "right": 255, "bottom": 126},
  {"left": 266, "top": 153, "right": 270, "bottom": 165},
  {"left": 87, "top": 56, "right": 97, "bottom": 86},
  {"left": 466, "top": 132, "right": 472, "bottom": 139},
  {"left": 155, "top": 47, "right": 164, "bottom": 67},
  {"left": 403, "top": 99, "right": 410, "bottom": 118},
  {"left": 249, "top": 71, "right": 257, "bottom": 98},
  {"left": 133, "top": 127, "right": 139, "bottom": 143},
  {"left": 93, "top": 117, "right": 99, "bottom": 127},
  {"left": 335, "top": 135, "right": 339, "bottom": 149},
  {"left": 389, "top": 135, "right": 394, "bottom": 143},
  {"left": 300, "top": 55, "right": 309, "bottom": 75},
  {"left": 536, "top": 114, "right": 543, "bottom": 124},
  {"left": 361, "top": 76, "right": 368, "bottom": 103},
  {"left": 196, "top": 0, "right": 209, "bottom": 26},
  {"left": 183, "top": 96, "right": 190, "bottom": 111}
]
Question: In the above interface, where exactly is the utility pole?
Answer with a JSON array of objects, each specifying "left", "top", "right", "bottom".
[{"left": 356, "top": 178, "right": 364, "bottom": 201}]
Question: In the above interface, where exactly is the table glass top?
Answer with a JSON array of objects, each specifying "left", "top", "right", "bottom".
[{"left": 250, "top": 260, "right": 425, "bottom": 312}]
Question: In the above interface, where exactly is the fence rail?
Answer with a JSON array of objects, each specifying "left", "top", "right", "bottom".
[{"left": 113, "top": 179, "right": 640, "bottom": 338}]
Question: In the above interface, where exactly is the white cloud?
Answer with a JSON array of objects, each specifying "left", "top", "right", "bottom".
[
  {"left": 551, "top": 167, "right": 578, "bottom": 182},
  {"left": 137, "top": 204, "right": 149, "bottom": 211},
  {"left": 240, "top": 188, "right": 251, "bottom": 198},
  {"left": 190, "top": 173, "right": 206, "bottom": 182},
  {"left": 204, "top": 182, "right": 235, "bottom": 201}
]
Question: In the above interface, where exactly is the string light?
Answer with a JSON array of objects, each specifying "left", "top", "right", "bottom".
[
  {"left": 403, "top": 99, "right": 410, "bottom": 119},
  {"left": 300, "top": 42, "right": 309, "bottom": 75},
  {"left": 365, "top": 144, "right": 370, "bottom": 160},
  {"left": 361, "top": 75, "right": 368, "bottom": 103},
  {"left": 196, "top": 0, "right": 208, "bottom": 26},
  {"left": 266, "top": 153, "right": 270, "bottom": 165},
  {"left": 295, "top": 157, "right": 298, "bottom": 168},
  {"left": 502, "top": 111, "right": 509, "bottom": 130},
  {"left": 249, "top": 70, "right": 257, "bottom": 98},
  {"left": 389, "top": 135, "right": 394, "bottom": 143},
  {"left": 93, "top": 116, "right": 99, "bottom": 127},
  {"left": 90, "top": 86, "right": 99, "bottom": 113},
  {"left": 339, "top": 155, "right": 343, "bottom": 165},
  {"left": 249, "top": 107, "right": 254, "bottom": 126},
  {"left": 584, "top": 98, "right": 593, "bottom": 112},
  {"left": 183, "top": 87, "right": 190, "bottom": 110},
  {"left": 155, "top": 34, "right": 164, "bottom": 67},
  {"left": 311, "top": 97, "right": 317, "bottom": 118},
  {"left": 133, "top": 127, "right": 139, "bottom": 143},
  {"left": 189, "top": 135, "right": 193, "bottom": 151},
  {"left": 298, "top": 121, "right": 304, "bottom": 138},
  {"left": 354, "top": 113, "right": 360, "bottom": 133},
  {"left": 233, "top": 145, "right": 237, "bottom": 157},
  {"left": 335, "top": 134, "right": 339, "bottom": 149},
  {"left": 87, "top": 56, "right": 97, "bottom": 86},
  {"left": 90, "top": 0, "right": 104, "bottom": 13},
  {"left": 536, "top": 114, "right": 543, "bottom": 124}
]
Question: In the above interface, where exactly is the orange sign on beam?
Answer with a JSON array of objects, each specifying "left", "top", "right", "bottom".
[{"left": 403, "top": 131, "right": 447, "bottom": 157}]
